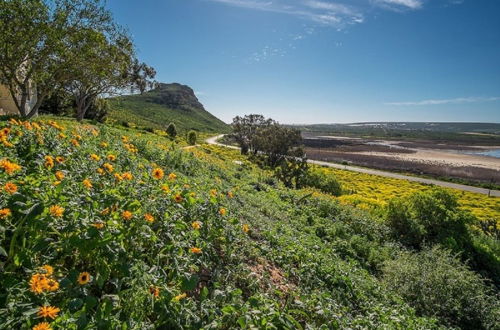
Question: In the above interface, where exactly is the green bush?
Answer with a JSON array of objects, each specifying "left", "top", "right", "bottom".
[
  {"left": 386, "top": 188, "right": 471, "bottom": 249},
  {"left": 382, "top": 247, "right": 500, "bottom": 329},
  {"left": 303, "top": 170, "right": 342, "bottom": 196},
  {"left": 166, "top": 122, "right": 177, "bottom": 138},
  {"left": 187, "top": 130, "right": 197, "bottom": 145}
]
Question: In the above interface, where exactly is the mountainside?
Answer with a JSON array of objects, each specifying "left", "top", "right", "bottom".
[
  {"left": 0, "top": 117, "right": 498, "bottom": 329},
  {"left": 108, "top": 83, "right": 229, "bottom": 133}
]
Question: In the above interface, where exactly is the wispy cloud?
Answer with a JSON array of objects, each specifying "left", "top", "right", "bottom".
[
  {"left": 385, "top": 96, "right": 500, "bottom": 106},
  {"left": 206, "top": 0, "right": 463, "bottom": 26},
  {"left": 206, "top": 0, "right": 365, "bottom": 28},
  {"left": 371, "top": 0, "right": 424, "bottom": 11}
]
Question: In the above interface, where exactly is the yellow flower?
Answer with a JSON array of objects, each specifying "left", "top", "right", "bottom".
[
  {"left": 219, "top": 208, "right": 227, "bottom": 216},
  {"left": 103, "top": 163, "right": 114, "bottom": 173},
  {"left": 90, "top": 154, "right": 100, "bottom": 161},
  {"left": 114, "top": 173, "right": 123, "bottom": 181},
  {"left": 44, "top": 156, "right": 54, "bottom": 169},
  {"left": 227, "top": 191, "right": 234, "bottom": 198},
  {"left": 49, "top": 205, "right": 64, "bottom": 218},
  {"left": 40, "top": 265, "right": 53, "bottom": 276},
  {"left": 91, "top": 222, "right": 105, "bottom": 229},
  {"left": 192, "top": 221, "right": 202, "bottom": 230},
  {"left": 77, "top": 272, "right": 91, "bottom": 285},
  {"left": 37, "top": 305, "right": 60, "bottom": 319},
  {"left": 122, "top": 211, "right": 133, "bottom": 220},
  {"left": 100, "top": 142, "right": 108, "bottom": 148},
  {"left": 32, "top": 322, "right": 52, "bottom": 330},
  {"left": 242, "top": 224, "right": 250, "bottom": 233},
  {"left": 107, "top": 154, "right": 116, "bottom": 161},
  {"left": 55, "top": 156, "right": 65, "bottom": 164},
  {"left": 121, "top": 135, "right": 129, "bottom": 143},
  {"left": 144, "top": 213, "right": 155, "bottom": 223},
  {"left": 53, "top": 181, "right": 61, "bottom": 186},
  {"left": 122, "top": 172, "right": 133, "bottom": 180},
  {"left": 0, "top": 159, "right": 22, "bottom": 174},
  {"left": 70, "top": 139, "right": 80, "bottom": 147},
  {"left": 29, "top": 274, "right": 48, "bottom": 294},
  {"left": 174, "top": 194, "right": 183, "bottom": 203},
  {"left": 168, "top": 172, "right": 177, "bottom": 181},
  {"left": 58, "top": 133, "right": 67, "bottom": 139},
  {"left": 3, "top": 182, "right": 18, "bottom": 194},
  {"left": 149, "top": 286, "right": 160, "bottom": 298},
  {"left": 161, "top": 185, "right": 170, "bottom": 193},
  {"left": 173, "top": 293, "right": 187, "bottom": 302},
  {"left": 55, "top": 171, "right": 64, "bottom": 181},
  {"left": 0, "top": 208, "right": 12, "bottom": 219},
  {"left": 97, "top": 168, "right": 105, "bottom": 175},
  {"left": 152, "top": 168, "right": 164, "bottom": 180},
  {"left": 190, "top": 247, "right": 202, "bottom": 254},
  {"left": 45, "top": 279, "right": 59, "bottom": 292},
  {"left": 210, "top": 189, "right": 217, "bottom": 197}
]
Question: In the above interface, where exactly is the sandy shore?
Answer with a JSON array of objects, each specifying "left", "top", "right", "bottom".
[{"left": 354, "top": 149, "right": 500, "bottom": 170}]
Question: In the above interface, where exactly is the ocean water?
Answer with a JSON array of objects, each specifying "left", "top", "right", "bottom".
[{"left": 474, "top": 149, "right": 500, "bottom": 159}]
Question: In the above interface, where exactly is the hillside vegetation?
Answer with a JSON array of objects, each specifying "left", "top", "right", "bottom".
[
  {"left": 108, "top": 83, "right": 229, "bottom": 133},
  {"left": 0, "top": 117, "right": 499, "bottom": 329}
]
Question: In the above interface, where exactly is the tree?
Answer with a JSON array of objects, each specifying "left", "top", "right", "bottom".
[
  {"left": 166, "top": 123, "right": 177, "bottom": 138},
  {"left": 129, "top": 59, "right": 157, "bottom": 94},
  {"left": 0, "top": 0, "right": 127, "bottom": 119},
  {"left": 231, "top": 114, "right": 274, "bottom": 154},
  {"left": 0, "top": 0, "right": 54, "bottom": 118},
  {"left": 252, "top": 123, "right": 303, "bottom": 166},
  {"left": 187, "top": 130, "right": 197, "bottom": 145},
  {"left": 66, "top": 29, "right": 134, "bottom": 121}
]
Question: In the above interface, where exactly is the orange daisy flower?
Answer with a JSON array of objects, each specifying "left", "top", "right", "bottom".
[
  {"left": 190, "top": 247, "right": 202, "bottom": 254},
  {"left": 37, "top": 306, "right": 60, "bottom": 319},
  {"left": 0, "top": 208, "right": 12, "bottom": 219},
  {"left": 122, "top": 211, "right": 133, "bottom": 220},
  {"left": 3, "top": 182, "right": 17, "bottom": 194},
  {"left": 49, "top": 205, "right": 64, "bottom": 218},
  {"left": 152, "top": 168, "right": 164, "bottom": 180}
]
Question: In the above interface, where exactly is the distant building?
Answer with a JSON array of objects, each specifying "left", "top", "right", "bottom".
[{"left": 0, "top": 83, "right": 38, "bottom": 116}]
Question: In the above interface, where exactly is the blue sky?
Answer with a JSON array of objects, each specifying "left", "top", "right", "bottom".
[{"left": 107, "top": 0, "right": 500, "bottom": 124}]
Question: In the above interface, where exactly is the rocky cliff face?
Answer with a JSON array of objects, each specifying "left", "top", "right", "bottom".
[{"left": 145, "top": 83, "right": 205, "bottom": 112}]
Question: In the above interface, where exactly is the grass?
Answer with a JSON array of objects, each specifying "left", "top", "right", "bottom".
[
  {"left": 107, "top": 93, "right": 230, "bottom": 134},
  {"left": 0, "top": 116, "right": 498, "bottom": 329}
]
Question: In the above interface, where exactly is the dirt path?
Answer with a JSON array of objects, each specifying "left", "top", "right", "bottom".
[{"left": 205, "top": 135, "right": 500, "bottom": 197}]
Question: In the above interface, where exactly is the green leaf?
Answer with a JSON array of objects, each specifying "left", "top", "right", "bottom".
[
  {"left": 69, "top": 298, "right": 84, "bottom": 312},
  {"left": 181, "top": 274, "right": 199, "bottom": 292},
  {"left": 200, "top": 286, "right": 209, "bottom": 300},
  {"left": 85, "top": 296, "right": 98, "bottom": 310},
  {"left": 0, "top": 246, "right": 7, "bottom": 257}
]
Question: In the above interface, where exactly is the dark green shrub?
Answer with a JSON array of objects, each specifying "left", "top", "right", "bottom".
[
  {"left": 166, "top": 122, "right": 177, "bottom": 138},
  {"left": 382, "top": 247, "right": 499, "bottom": 329},
  {"left": 187, "top": 130, "right": 197, "bottom": 145},
  {"left": 303, "top": 170, "right": 342, "bottom": 196},
  {"left": 386, "top": 188, "right": 471, "bottom": 249}
]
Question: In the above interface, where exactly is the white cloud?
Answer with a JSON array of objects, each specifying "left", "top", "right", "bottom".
[
  {"left": 206, "top": 0, "right": 365, "bottom": 28},
  {"left": 372, "top": 0, "right": 424, "bottom": 11},
  {"left": 385, "top": 96, "right": 500, "bottom": 106}
]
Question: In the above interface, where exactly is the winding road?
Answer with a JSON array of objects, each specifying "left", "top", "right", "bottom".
[{"left": 205, "top": 134, "right": 500, "bottom": 197}]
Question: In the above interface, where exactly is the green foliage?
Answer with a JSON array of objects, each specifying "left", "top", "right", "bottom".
[
  {"left": 386, "top": 188, "right": 471, "bottom": 249},
  {"left": 0, "top": 117, "right": 498, "bottom": 329},
  {"left": 108, "top": 84, "right": 229, "bottom": 133},
  {"left": 302, "top": 169, "right": 342, "bottom": 196},
  {"left": 382, "top": 247, "right": 500, "bottom": 329},
  {"left": 187, "top": 130, "right": 197, "bottom": 145},
  {"left": 386, "top": 188, "right": 500, "bottom": 285},
  {"left": 166, "top": 122, "right": 177, "bottom": 138},
  {"left": 274, "top": 155, "right": 309, "bottom": 188}
]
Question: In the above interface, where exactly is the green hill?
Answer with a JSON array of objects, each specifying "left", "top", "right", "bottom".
[
  {"left": 108, "top": 83, "right": 230, "bottom": 133},
  {"left": 0, "top": 117, "right": 498, "bottom": 329}
]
